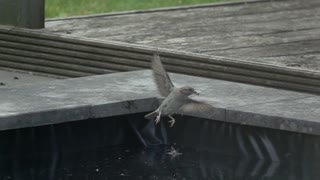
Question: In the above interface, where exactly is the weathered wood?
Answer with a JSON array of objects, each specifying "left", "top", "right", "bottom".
[
  {"left": 46, "top": 1, "right": 320, "bottom": 37},
  {"left": 0, "top": 0, "right": 44, "bottom": 28},
  {"left": 155, "top": 24, "right": 320, "bottom": 51},
  {"left": 0, "top": 47, "right": 142, "bottom": 72},
  {"left": 1, "top": 0, "right": 320, "bottom": 93},
  {"left": 206, "top": 40, "right": 320, "bottom": 59},
  {"left": 2, "top": 25, "right": 320, "bottom": 94},
  {"left": 1, "top": 28, "right": 320, "bottom": 86},
  {"left": 4, "top": 26, "right": 320, "bottom": 78},
  {"left": 251, "top": 53, "right": 320, "bottom": 70},
  {"left": 44, "top": 0, "right": 320, "bottom": 74},
  {"left": 0, "top": 53, "right": 114, "bottom": 74},
  {"left": 73, "top": 7, "right": 320, "bottom": 41},
  {"left": 89, "top": 14, "right": 320, "bottom": 50},
  {"left": 0, "top": 60, "right": 93, "bottom": 77}
]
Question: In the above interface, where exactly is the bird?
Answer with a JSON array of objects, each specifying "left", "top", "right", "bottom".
[{"left": 144, "top": 52, "right": 213, "bottom": 127}]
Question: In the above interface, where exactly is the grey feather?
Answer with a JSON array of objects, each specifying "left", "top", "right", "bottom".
[
  {"left": 146, "top": 52, "right": 214, "bottom": 127},
  {"left": 179, "top": 98, "right": 213, "bottom": 113},
  {"left": 151, "top": 53, "right": 175, "bottom": 97}
]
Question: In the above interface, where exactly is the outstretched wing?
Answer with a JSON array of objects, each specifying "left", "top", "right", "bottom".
[
  {"left": 179, "top": 98, "right": 213, "bottom": 113},
  {"left": 152, "top": 53, "right": 175, "bottom": 97}
]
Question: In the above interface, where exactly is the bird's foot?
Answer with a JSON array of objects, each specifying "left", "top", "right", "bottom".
[
  {"left": 168, "top": 115, "right": 175, "bottom": 127},
  {"left": 154, "top": 115, "right": 161, "bottom": 124},
  {"left": 168, "top": 120, "right": 175, "bottom": 127}
]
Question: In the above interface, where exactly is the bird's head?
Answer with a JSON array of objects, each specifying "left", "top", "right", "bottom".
[{"left": 179, "top": 86, "right": 199, "bottom": 96}]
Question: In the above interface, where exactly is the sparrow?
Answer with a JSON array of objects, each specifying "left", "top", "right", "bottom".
[{"left": 144, "top": 52, "right": 213, "bottom": 127}]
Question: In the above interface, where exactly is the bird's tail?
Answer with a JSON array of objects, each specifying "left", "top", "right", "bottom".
[{"left": 144, "top": 111, "right": 158, "bottom": 120}]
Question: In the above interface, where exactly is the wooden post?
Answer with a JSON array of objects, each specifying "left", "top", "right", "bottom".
[{"left": 0, "top": 0, "right": 44, "bottom": 29}]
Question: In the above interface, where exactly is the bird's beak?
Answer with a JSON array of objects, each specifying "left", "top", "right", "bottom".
[{"left": 194, "top": 91, "right": 200, "bottom": 95}]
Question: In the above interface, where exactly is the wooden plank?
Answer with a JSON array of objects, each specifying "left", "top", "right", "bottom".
[
  {"left": 0, "top": 0, "right": 44, "bottom": 29},
  {"left": 4, "top": 25, "right": 320, "bottom": 78},
  {"left": 83, "top": 10, "right": 320, "bottom": 47},
  {"left": 166, "top": 27, "right": 320, "bottom": 52},
  {"left": 205, "top": 40, "right": 320, "bottom": 58},
  {"left": 43, "top": 0, "right": 320, "bottom": 78},
  {"left": 0, "top": 60, "right": 93, "bottom": 77},
  {"left": 3, "top": 19, "right": 320, "bottom": 94},
  {"left": 0, "top": 38, "right": 150, "bottom": 69},
  {"left": 2, "top": 31, "right": 320, "bottom": 87},
  {"left": 0, "top": 46, "right": 143, "bottom": 72},
  {"left": 0, "top": 53, "right": 114, "bottom": 75},
  {"left": 251, "top": 53, "right": 320, "bottom": 71},
  {"left": 45, "top": 1, "right": 320, "bottom": 40}
]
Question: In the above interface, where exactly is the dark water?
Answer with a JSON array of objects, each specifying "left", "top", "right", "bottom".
[
  {"left": 0, "top": 113, "right": 319, "bottom": 179},
  {"left": 1, "top": 145, "right": 319, "bottom": 180}
]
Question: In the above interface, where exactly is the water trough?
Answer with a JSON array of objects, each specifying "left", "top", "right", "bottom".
[{"left": 1, "top": 70, "right": 320, "bottom": 179}]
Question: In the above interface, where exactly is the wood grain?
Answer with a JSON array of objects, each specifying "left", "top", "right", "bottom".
[
  {"left": 45, "top": 0, "right": 320, "bottom": 72},
  {"left": 1, "top": 0, "right": 320, "bottom": 94}
]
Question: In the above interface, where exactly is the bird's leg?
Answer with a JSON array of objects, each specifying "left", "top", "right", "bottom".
[
  {"left": 154, "top": 111, "right": 161, "bottom": 124},
  {"left": 168, "top": 114, "right": 175, "bottom": 127}
]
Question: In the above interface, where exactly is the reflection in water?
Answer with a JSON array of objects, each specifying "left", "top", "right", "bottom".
[
  {"left": 0, "top": 113, "right": 319, "bottom": 179},
  {"left": 0, "top": 145, "right": 319, "bottom": 180}
]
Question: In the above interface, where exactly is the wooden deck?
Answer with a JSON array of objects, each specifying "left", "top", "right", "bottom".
[
  {"left": 0, "top": 0, "right": 320, "bottom": 93},
  {"left": 45, "top": 0, "right": 320, "bottom": 71}
]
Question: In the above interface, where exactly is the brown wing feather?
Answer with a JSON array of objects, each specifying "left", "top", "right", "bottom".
[
  {"left": 179, "top": 98, "right": 213, "bottom": 113},
  {"left": 151, "top": 53, "right": 175, "bottom": 97}
]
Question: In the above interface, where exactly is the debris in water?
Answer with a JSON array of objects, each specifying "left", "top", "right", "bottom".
[{"left": 167, "top": 146, "right": 183, "bottom": 158}]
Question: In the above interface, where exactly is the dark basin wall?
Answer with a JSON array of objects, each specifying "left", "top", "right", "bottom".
[
  {"left": 0, "top": 113, "right": 319, "bottom": 160},
  {"left": 0, "top": 113, "right": 319, "bottom": 179}
]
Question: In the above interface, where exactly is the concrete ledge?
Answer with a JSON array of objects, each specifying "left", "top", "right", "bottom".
[
  {"left": 0, "top": 69, "right": 56, "bottom": 88},
  {"left": 1, "top": 70, "right": 319, "bottom": 135}
]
